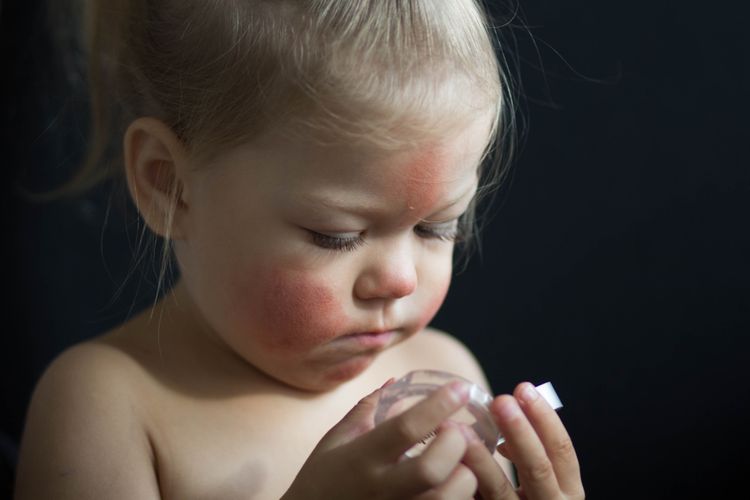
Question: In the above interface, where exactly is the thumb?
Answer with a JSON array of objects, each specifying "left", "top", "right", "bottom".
[{"left": 316, "top": 378, "right": 395, "bottom": 452}]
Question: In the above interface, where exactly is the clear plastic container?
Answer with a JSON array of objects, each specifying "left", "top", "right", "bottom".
[{"left": 374, "top": 370, "right": 562, "bottom": 457}]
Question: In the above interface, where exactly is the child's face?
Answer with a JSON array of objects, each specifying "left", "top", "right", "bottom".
[{"left": 174, "top": 115, "right": 491, "bottom": 391}]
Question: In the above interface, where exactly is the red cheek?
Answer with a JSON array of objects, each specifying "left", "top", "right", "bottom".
[
  {"left": 257, "top": 269, "right": 347, "bottom": 351},
  {"left": 417, "top": 274, "right": 452, "bottom": 331}
]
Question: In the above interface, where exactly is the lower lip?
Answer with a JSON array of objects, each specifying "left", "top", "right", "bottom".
[{"left": 339, "top": 331, "right": 396, "bottom": 349}]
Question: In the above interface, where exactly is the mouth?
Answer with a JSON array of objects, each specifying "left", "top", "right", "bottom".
[{"left": 338, "top": 330, "right": 397, "bottom": 349}]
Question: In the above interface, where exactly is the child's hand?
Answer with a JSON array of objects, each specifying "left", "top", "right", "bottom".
[
  {"left": 282, "top": 381, "right": 478, "bottom": 500},
  {"left": 462, "top": 382, "right": 585, "bottom": 499}
]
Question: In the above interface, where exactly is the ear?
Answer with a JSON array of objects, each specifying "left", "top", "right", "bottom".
[{"left": 123, "top": 117, "right": 191, "bottom": 240}]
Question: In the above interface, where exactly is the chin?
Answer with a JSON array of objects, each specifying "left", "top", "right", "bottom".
[{"left": 287, "top": 355, "right": 377, "bottom": 392}]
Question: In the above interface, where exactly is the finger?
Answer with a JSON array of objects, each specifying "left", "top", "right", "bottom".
[
  {"left": 491, "top": 395, "right": 561, "bottom": 499},
  {"left": 364, "top": 380, "right": 470, "bottom": 461},
  {"left": 315, "top": 378, "right": 394, "bottom": 452},
  {"left": 388, "top": 421, "right": 468, "bottom": 495},
  {"left": 514, "top": 382, "right": 583, "bottom": 496},
  {"left": 462, "top": 435, "right": 517, "bottom": 500},
  {"left": 413, "top": 464, "right": 477, "bottom": 500}
]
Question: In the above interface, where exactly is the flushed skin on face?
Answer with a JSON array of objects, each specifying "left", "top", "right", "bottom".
[
  {"left": 173, "top": 116, "right": 491, "bottom": 391},
  {"left": 258, "top": 268, "right": 345, "bottom": 352}
]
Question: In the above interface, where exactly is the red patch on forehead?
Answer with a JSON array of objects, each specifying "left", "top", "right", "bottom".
[{"left": 400, "top": 145, "right": 457, "bottom": 215}]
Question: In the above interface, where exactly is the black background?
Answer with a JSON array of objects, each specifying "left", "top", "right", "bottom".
[{"left": 3, "top": 1, "right": 749, "bottom": 498}]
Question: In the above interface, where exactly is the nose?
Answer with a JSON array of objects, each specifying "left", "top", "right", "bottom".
[{"left": 354, "top": 240, "right": 418, "bottom": 301}]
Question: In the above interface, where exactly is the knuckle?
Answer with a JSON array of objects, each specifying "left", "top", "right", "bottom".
[
  {"left": 487, "top": 475, "right": 515, "bottom": 500},
  {"left": 549, "top": 436, "right": 576, "bottom": 460},
  {"left": 526, "top": 457, "right": 555, "bottom": 483}
]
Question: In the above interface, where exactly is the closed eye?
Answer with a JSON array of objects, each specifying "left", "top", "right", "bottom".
[
  {"left": 414, "top": 219, "right": 463, "bottom": 242},
  {"left": 306, "top": 218, "right": 464, "bottom": 252},
  {"left": 308, "top": 231, "right": 365, "bottom": 252}
]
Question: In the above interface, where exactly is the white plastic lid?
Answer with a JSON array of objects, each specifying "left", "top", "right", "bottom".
[{"left": 535, "top": 381, "right": 563, "bottom": 410}]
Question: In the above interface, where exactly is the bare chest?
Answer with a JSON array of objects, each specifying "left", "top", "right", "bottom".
[
  {"left": 148, "top": 392, "right": 356, "bottom": 500},
  {"left": 126, "top": 329, "right": 466, "bottom": 499}
]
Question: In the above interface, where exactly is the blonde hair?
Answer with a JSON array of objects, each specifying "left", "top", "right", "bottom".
[{"left": 51, "top": 0, "right": 518, "bottom": 290}]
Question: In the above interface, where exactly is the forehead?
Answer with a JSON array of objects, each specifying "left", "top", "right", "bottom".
[
  {"left": 263, "top": 114, "right": 491, "bottom": 214},
  {"left": 193, "top": 106, "right": 494, "bottom": 223}
]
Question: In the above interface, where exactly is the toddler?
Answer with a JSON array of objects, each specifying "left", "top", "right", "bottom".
[{"left": 15, "top": 1, "right": 584, "bottom": 499}]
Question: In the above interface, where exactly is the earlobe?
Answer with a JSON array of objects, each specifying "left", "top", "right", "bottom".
[{"left": 123, "top": 118, "right": 190, "bottom": 240}]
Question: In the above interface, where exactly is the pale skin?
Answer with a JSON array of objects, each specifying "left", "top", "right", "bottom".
[{"left": 14, "top": 110, "right": 584, "bottom": 499}]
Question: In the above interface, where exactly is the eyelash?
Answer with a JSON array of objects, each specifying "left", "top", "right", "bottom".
[
  {"left": 415, "top": 222, "right": 461, "bottom": 242},
  {"left": 310, "top": 232, "right": 365, "bottom": 252},
  {"left": 310, "top": 221, "right": 463, "bottom": 252}
]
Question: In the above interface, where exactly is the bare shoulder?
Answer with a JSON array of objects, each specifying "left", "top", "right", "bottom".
[
  {"left": 395, "top": 327, "right": 490, "bottom": 390},
  {"left": 14, "top": 340, "right": 160, "bottom": 499},
  {"left": 35, "top": 338, "right": 145, "bottom": 386},
  {"left": 24, "top": 340, "right": 148, "bottom": 417}
]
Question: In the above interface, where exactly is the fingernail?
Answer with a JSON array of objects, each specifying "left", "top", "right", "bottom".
[
  {"left": 380, "top": 377, "right": 396, "bottom": 389},
  {"left": 520, "top": 383, "right": 539, "bottom": 403},
  {"left": 447, "top": 380, "right": 470, "bottom": 403},
  {"left": 498, "top": 398, "right": 522, "bottom": 420}
]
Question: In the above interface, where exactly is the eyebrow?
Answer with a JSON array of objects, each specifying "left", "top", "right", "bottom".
[
  {"left": 419, "top": 188, "right": 478, "bottom": 223},
  {"left": 295, "top": 193, "right": 382, "bottom": 216},
  {"left": 297, "top": 184, "right": 477, "bottom": 219}
]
